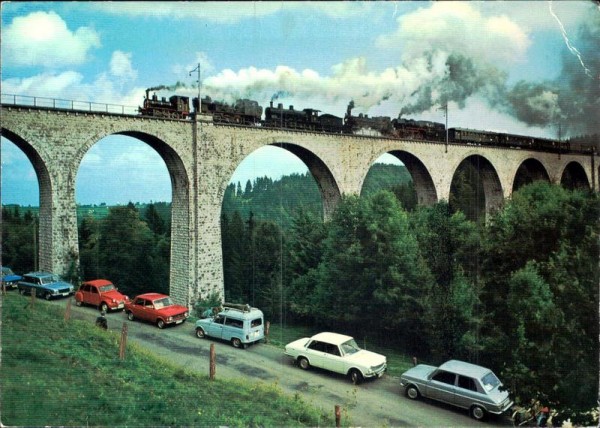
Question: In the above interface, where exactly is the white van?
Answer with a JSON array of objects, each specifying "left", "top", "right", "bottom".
[{"left": 195, "top": 303, "right": 264, "bottom": 348}]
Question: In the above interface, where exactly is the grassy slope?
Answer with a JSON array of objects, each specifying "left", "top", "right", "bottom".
[{"left": 0, "top": 293, "right": 332, "bottom": 427}]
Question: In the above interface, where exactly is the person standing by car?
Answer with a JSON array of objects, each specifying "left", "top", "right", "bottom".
[{"left": 95, "top": 310, "right": 108, "bottom": 330}]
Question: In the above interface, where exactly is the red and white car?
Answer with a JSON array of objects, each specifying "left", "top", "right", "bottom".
[
  {"left": 74, "top": 279, "right": 128, "bottom": 312},
  {"left": 125, "top": 293, "right": 189, "bottom": 329}
]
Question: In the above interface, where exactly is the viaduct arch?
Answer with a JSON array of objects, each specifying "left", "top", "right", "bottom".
[{"left": 1, "top": 105, "right": 597, "bottom": 307}]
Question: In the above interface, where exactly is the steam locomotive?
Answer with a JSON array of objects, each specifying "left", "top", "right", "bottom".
[
  {"left": 193, "top": 96, "right": 262, "bottom": 125},
  {"left": 138, "top": 91, "right": 592, "bottom": 154},
  {"left": 139, "top": 89, "right": 191, "bottom": 119}
]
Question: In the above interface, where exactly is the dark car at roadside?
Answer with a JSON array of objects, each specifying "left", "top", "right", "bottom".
[{"left": 2, "top": 267, "right": 22, "bottom": 289}]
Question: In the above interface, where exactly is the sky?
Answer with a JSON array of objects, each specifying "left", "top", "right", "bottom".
[{"left": 1, "top": 1, "right": 599, "bottom": 206}]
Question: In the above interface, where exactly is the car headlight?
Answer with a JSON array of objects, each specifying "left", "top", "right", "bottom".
[
  {"left": 167, "top": 316, "right": 173, "bottom": 322},
  {"left": 184, "top": 311, "right": 189, "bottom": 317}
]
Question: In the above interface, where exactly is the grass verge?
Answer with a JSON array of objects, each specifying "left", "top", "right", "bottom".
[{"left": 0, "top": 293, "right": 333, "bottom": 427}]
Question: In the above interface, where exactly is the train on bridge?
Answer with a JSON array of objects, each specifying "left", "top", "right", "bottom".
[{"left": 138, "top": 90, "right": 595, "bottom": 154}]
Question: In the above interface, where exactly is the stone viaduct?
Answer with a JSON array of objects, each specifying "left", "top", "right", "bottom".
[{"left": 1, "top": 104, "right": 597, "bottom": 307}]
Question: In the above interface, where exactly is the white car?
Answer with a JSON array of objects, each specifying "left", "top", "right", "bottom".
[{"left": 284, "top": 332, "right": 387, "bottom": 384}]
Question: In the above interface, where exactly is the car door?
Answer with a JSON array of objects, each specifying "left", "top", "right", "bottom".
[
  {"left": 88, "top": 285, "right": 101, "bottom": 307},
  {"left": 205, "top": 315, "right": 225, "bottom": 338},
  {"left": 132, "top": 298, "right": 150, "bottom": 321},
  {"left": 427, "top": 370, "right": 457, "bottom": 405},
  {"left": 78, "top": 284, "right": 90, "bottom": 303},
  {"left": 455, "top": 375, "right": 483, "bottom": 409},
  {"left": 323, "top": 343, "right": 346, "bottom": 374},
  {"left": 305, "top": 340, "right": 328, "bottom": 369}
]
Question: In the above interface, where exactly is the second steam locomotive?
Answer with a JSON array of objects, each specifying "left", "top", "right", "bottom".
[{"left": 138, "top": 90, "right": 588, "bottom": 154}]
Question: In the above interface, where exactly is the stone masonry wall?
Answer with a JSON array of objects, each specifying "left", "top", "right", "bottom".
[{"left": 2, "top": 105, "right": 597, "bottom": 307}]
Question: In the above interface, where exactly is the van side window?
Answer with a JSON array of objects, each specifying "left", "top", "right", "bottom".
[
  {"left": 251, "top": 318, "right": 262, "bottom": 328},
  {"left": 225, "top": 317, "right": 243, "bottom": 328},
  {"left": 214, "top": 315, "right": 225, "bottom": 324}
]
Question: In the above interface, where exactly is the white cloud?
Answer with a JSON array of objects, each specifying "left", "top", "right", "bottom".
[
  {"left": 91, "top": 1, "right": 283, "bottom": 24},
  {"left": 481, "top": 0, "right": 595, "bottom": 32},
  {"left": 376, "top": 2, "right": 531, "bottom": 65},
  {"left": 110, "top": 51, "right": 138, "bottom": 81},
  {"left": 1, "top": 11, "right": 101, "bottom": 67},
  {"left": 171, "top": 52, "right": 215, "bottom": 81},
  {"left": 90, "top": 1, "right": 374, "bottom": 23}
]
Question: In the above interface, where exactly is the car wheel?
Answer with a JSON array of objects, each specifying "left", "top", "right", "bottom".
[
  {"left": 18, "top": 288, "right": 26, "bottom": 295},
  {"left": 127, "top": 311, "right": 135, "bottom": 321},
  {"left": 231, "top": 337, "right": 242, "bottom": 348},
  {"left": 349, "top": 369, "right": 363, "bottom": 385},
  {"left": 298, "top": 357, "right": 310, "bottom": 370},
  {"left": 75, "top": 299, "right": 82, "bottom": 307},
  {"left": 471, "top": 405, "right": 486, "bottom": 421},
  {"left": 157, "top": 319, "right": 166, "bottom": 329},
  {"left": 195, "top": 328, "right": 205, "bottom": 339},
  {"left": 100, "top": 302, "right": 109, "bottom": 313},
  {"left": 45, "top": 292, "right": 52, "bottom": 301},
  {"left": 406, "top": 385, "right": 420, "bottom": 400}
]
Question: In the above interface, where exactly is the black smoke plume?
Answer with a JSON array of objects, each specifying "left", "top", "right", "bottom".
[{"left": 147, "top": 81, "right": 189, "bottom": 92}]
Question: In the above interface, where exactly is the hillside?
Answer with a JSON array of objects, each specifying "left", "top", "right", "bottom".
[{"left": 0, "top": 293, "right": 331, "bottom": 426}]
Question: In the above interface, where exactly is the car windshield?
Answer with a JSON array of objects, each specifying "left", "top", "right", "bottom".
[
  {"left": 99, "top": 284, "right": 115, "bottom": 292},
  {"left": 153, "top": 297, "right": 173, "bottom": 309},
  {"left": 41, "top": 275, "right": 60, "bottom": 284},
  {"left": 340, "top": 339, "right": 361, "bottom": 355},
  {"left": 481, "top": 372, "right": 501, "bottom": 392},
  {"left": 2, "top": 267, "right": 14, "bottom": 276}
]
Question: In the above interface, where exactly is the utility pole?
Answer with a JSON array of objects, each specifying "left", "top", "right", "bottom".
[
  {"left": 188, "top": 63, "right": 201, "bottom": 302},
  {"left": 189, "top": 63, "right": 201, "bottom": 116},
  {"left": 438, "top": 102, "right": 449, "bottom": 153},
  {"left": 445, "top": 102, "right": 448, "bottom": 153}
]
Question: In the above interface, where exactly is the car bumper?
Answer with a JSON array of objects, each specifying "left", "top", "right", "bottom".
[
  {"left": 107, "top": 302, "right": 126, "bottom": 310},
  {"left": 364, "top": 363, "right": 387, "bottom": 378},
  {"left": 487, "top": 399, "right": 514, "bottom": 415},
  {"left": 2, "top": 281, "right": 19, "bottom": 289}
]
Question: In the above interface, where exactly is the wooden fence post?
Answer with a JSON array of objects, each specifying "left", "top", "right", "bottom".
[
  {"left": 265, "top": 321, "right": 270, "bottom": 343},
  {"left": 335, "top": 404, "right": 341, "bottom": 427},
  {"left": 2, "top": 284, "right": 6, "bottom": 296},
  {"left": 209, "top": 343, "right": 216, "bottom": 380},
  {"left": 64, "top": 298, "right": 72, "bottom": 321},
  {"left": 119, "top": 323, "right": 128, "bottom": 360},
  {"left": 30, "top": 290, "right": 36, "bottom": 308}
]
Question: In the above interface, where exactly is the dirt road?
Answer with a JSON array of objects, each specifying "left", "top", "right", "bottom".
[{"left": 61, "top": 300, "right": 510, "bottom": 427}]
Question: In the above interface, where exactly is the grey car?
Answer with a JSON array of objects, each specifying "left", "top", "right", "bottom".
[{"left": 400, "top": 359, "right": 513, "bottom": 421}]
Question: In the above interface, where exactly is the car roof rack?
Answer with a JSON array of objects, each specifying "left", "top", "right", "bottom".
[{"left": 223, "top": 302, "right": 253, "bottom": 312}]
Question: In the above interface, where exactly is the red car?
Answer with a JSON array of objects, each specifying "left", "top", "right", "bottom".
[
  {"left": 74, "top": 279, "right": 128, "bottom": 312},
  {"left": 125, "top": 293, "right": 189, "bottom": 329}
]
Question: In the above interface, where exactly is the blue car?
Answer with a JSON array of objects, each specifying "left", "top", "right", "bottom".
[
  {"left": 1, "top": 266, "right": 23, "bottom": 289},
  {"left": 17, "top": 271, "right": 75, "bottom": 300}
]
